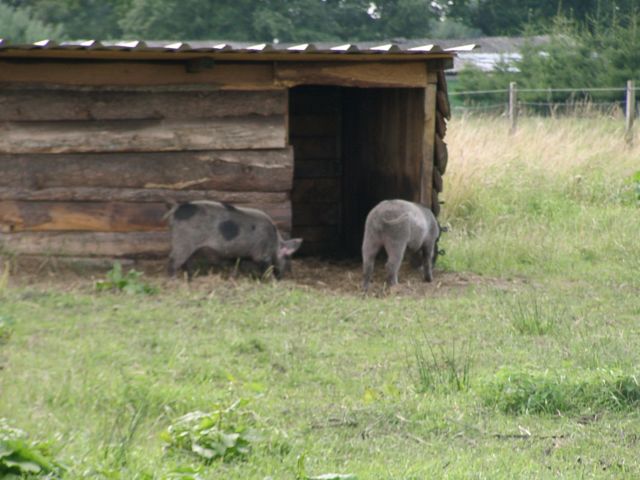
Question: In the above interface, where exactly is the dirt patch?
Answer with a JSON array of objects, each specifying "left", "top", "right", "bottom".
[{"left": 2, "top": 254, "right": 527, "bottom": 297}]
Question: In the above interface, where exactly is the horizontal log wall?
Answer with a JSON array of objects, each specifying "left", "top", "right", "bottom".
[
  {"left": 289, "top": 86, "right": 343, "bottom": 255},
  {"left": 0, "top": 201, "right": 290, "bottom": 233},
  {"left": 0, "top": 151, "right": 292, "bottom": 191},
  {"left": 0, "top": 79, "right": 292, "bottom": 258}
]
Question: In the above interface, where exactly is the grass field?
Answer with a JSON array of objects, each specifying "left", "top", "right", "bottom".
[{"left": 1, "top": 117, "right": 639, "bottom": 479}]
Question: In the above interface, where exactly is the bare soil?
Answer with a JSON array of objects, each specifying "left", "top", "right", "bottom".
[{"left": 1, "top": 255, "right": 528, "bottom": 297}]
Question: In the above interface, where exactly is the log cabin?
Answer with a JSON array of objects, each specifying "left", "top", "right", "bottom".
[{"left": 0, "top": 39, "right": 463, "bottom": 260}]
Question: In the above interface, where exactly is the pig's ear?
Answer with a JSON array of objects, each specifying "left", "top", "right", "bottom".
[{"left": 279, "top": 238, "right": 303, "bottom": 256}]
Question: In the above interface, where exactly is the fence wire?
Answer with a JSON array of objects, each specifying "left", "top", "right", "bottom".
[
  {"left": 449, "top": 86, "right": 639, "bottom": 97},
  {"left": 449, "top": 84, "right": 637, "bottom": 119},
  {"left": 449, "top": 82, "right": 637, "bottom": 143}
]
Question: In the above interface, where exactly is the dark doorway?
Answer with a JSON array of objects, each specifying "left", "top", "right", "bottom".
[{"left": 289, "top": 86, "right": 425, "bottom": 257}]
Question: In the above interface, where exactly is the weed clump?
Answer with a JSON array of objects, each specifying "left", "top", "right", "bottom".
[
  {"left": 0, "top": 418, "right": 64, "bottom": 478},
  {"left": 95, "top": 262, "right": 157, "bottom": 295},
  {"left": 482, "top": 368, "right": 640, "bottom": 415},
  {"left": 162, "top": 399, "right": 260, "bottom": 463}
]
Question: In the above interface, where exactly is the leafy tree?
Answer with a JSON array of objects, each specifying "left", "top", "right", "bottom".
[
  {"left": 4, "top": 0, "right": 131, "bottom": 39},
  {"left": 0, "top": 2, "right": 64, "bottom": 42},
  {"left": 252, "top": 0, "right": 345, "bottom": 42},
  {"left": 119, "top": 0, "right": 255, "bottom": 41},
  {"left": 430, "top": 17, "right": 482, "bottom": 39},
  {"left": 448, "top": 0, "right": 639, "bottom": 36},
  {"left": 456, "top": 13, "right": 640, "bottom": 106},
  {"left": 370, "top": 0, "right": 438, "bottom": 39}
]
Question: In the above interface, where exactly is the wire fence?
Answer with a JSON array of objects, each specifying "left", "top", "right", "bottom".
[{"left": 449, "top": 81, "right": 638, "bottom": 143}]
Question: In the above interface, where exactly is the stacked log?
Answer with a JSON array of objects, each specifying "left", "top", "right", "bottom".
[
  {"left": 0, "top": 86, "right": 292, "bottom": 259},
  {"left": 432, "top": 70, "right": 450, "bottom": 217}
]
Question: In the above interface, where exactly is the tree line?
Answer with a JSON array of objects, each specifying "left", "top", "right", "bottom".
[
  {"left": 457, "top": 10, "right": 640, "bottom": 106},
  {"left": 2, "top": 0, "right": 637, "bottom": 102},
  {"left": 1, "top": 0, "right": 638, "bottom": 43}
]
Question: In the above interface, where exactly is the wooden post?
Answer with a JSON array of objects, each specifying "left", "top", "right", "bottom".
[
  {"left": 420, "top": 72, "right": 438, "bottom": 207},
  {"left": 509, "top": 81, "right": 518, "bottom": 135},
  {"left": 626, "top": 80, "right": 636, "bottom": 146}
]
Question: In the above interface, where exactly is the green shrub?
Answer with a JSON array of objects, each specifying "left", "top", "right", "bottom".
[
  {"left": 482, "top": 368, "right": 640, "bottom": 415},
  {"left": 0, "top": 418, "right": 64, "bottom": 478},
  {"left": 95, "top": 262, "right": 157, "bottom": 295},
  {"left": 161, "top": 400, "right": 260, "bottom": 463}
]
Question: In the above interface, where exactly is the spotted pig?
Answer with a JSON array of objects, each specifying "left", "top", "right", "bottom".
[{"left": 166, "top": 201, "right": 302, "bottom": 279}]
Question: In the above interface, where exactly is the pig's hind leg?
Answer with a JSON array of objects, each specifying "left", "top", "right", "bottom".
[
  {"left": 384, "top": 239, "right": 406, "bottom": 287},
  {"left": 362, "top": 236, "right": 382, "bottom": 292},
  {"left": 421, "top": 240, "right": 436, "bottom": 282}
]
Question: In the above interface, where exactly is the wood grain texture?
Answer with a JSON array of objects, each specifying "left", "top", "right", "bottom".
[
  {"left": 0, "top": 201, "right": 291, "bottom": 233},
  {"left": 431, "top": 190, "right": 441, "bottom": 217},
  {"left": 276, "top": 61, "right": 428, "bottom": 88},
  {"left": 420, "top": 84, "right": 437, "bottom": 206},
  {"left": 290, "top": 136, "right": 339, "bottom": 160},
  {"left": 437, "top": 70, "right": 448, "bottom": 95},
  {"left": 292, "top": 178, "right": 341, "bottom": 203},
  {"left": 289, "top": 114, "right": 340, "bottom": 137},
  {"left": 0, "top": 89, "right": 287, "bottom": 121},
  {"left": 0, "top": 149, "right": 293, "bottom": 192},
  {"left": 0, "top": 61, "right": 277, "bottom": 89},
  {"left": 289, "top": 86, "right": 341, "bottom": 115},
  {"left": 0, "top": 201, "right": 167, "bottom": 232},
  {"left": 436, "top": 110, "right": 447, "bottom": 139},
  {"left": 436, "top": 90, "right": 451, "bottom": 120},
  {"left": 0, "top": 116, "right": 286, "bottom": 153},
  {"left": 293, "top": 159, "right": 342, "bottom": 179},
  {"left": 294, "top": 241, "right": 340, "bottom": 256},
  {"left": 433, "top": 168, "right": 443, "bottom": 193},
  {"left": 342, "top": 88, "right": 425, "bottom": 253},
  {"left": 0, "top": 231, "right": 171, "bottom": 257},
  {"left": 434, "top": 134, "right": 448, "bottom": 175},
  {"left": 293, "top": 202, "right": 341, "bottom": 226},
  {"left": 0, "top": 187, "right": 288, "bottom": 204},
  {"left": 291, "top": 225, "right": 340, "bottom": 243}
]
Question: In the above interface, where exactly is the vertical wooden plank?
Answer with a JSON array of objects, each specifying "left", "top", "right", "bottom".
[
  {"left": 342, "top": 87, "right": 426, "bottom": 253},
  {"left": 421, "top": 72, "right": 438, "bottom": 207}
]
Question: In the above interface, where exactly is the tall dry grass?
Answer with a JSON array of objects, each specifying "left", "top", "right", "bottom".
[{"left": 443, "top": 116, "right": 640, "bottom": 220}]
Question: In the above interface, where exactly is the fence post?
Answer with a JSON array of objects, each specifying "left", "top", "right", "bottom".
[
  {"left": 509, "top": 81, "right": 518, "bottom": 134},
  {"left": 626, "top": 80, "right": 635, "bottom": 146}
]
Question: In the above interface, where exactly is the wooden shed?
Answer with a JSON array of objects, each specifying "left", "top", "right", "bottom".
[{"left": 0, "top": 39, "right": 460, "bottom": 260}]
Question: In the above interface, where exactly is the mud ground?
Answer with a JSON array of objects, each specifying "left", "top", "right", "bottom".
[{"left": 1, "top": 255, "right": 528, "bottom": 297}]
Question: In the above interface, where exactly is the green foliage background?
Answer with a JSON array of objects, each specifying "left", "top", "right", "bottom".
[
  {"left": 457, "top": 13, "right": 640, "bottom": 104},
  {"left": 1, "top": 0, "right": 638, "bottom": 43}
]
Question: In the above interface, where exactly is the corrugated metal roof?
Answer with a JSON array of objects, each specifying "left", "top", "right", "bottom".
[{"left": 0, "top": 38, "right": 476, "bottom": 56}]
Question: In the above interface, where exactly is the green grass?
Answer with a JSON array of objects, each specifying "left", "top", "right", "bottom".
[{"left": 1, "top": 117, "right": 640, "bottom": 478}]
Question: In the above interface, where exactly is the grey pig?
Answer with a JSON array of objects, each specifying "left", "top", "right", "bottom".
[
  {"left": 362, "top": 199, "right": 441, "bottom": 291},
  {"left": 166, "top": 200, "right": 302, "bottom": 279}
]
